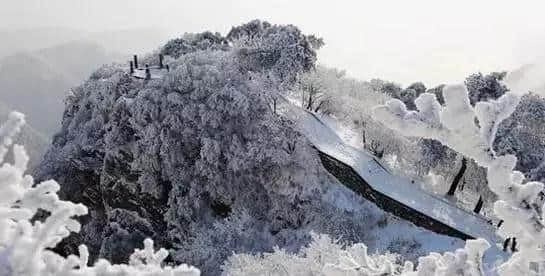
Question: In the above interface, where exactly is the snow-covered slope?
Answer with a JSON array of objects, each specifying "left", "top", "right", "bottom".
[
  {"left": 286, "top": 103, "right": 497, "bottom": 237},
  {"left": 35, "top": 24, "right": 411, "bottom": 274},
  {"left": 279, "top": 100, "right": 508, "bottom": 265},
  {"left": 34, "top": 21, "right": 509, "bottom": 274}
]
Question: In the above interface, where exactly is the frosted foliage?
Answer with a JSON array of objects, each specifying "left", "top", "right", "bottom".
[
  {"left": 0, "top": 112, "right": 200, "bottom": 276},
  {"left": 161, "top": 31, "right": 228, "bottom": 59},
  {"left": 36, "top": 25, "right": 376, "bottom": 274},
  {"left": 373, "top": 83, "right": 545, "bottom": 274},
  {"left": 289, "top": 67, "right": 428, "bottom": 182},
  {"left": 465, "top": 72, "right": 509, "bottom": 106},
  {"left": 373, "top": 85, "right": 519, "bottom": 164},
  {"left": 495, "top": 94, "right": 545, "bottom": 182},
  {"left": 229, "top": 20, "right": 322, "bottom": 83},
  {"left": 0, "top": 112, "right": 25, "bottom": 162},
  {"left": 223, "top": 233, "right": 489, "bottom": 276}
]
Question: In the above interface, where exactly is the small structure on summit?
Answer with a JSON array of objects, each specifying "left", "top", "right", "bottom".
[{"left": 130, "top": 54, "right": 169, "bottom": 80}]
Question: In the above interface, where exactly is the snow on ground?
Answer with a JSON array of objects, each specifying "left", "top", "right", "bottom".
[
  {"left": 317, "top": 114, "right": 363, "bottom": 149},
  {"left": 278, "top": 99, "right": 508, "bottom": 269},
  {"left": 322, "top": 178, "right": 466, "bottom": 261},
  {"left": 132, "top": 67, "right": 166, "bottom": 79}
]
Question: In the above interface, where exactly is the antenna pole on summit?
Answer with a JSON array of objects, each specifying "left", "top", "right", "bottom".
[{"left": 133, "top": 55, "right": 139, "bottom": 69}]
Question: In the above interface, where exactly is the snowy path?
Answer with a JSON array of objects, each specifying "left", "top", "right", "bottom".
[{"left": 280, "top": 101, "right": 501, "bottom": 247}]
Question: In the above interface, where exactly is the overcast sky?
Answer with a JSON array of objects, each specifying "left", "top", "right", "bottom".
[{"left": 3, "top": 0, "right": 545, "bottom": 86}]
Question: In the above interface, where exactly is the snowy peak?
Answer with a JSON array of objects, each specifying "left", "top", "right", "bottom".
[{"left": 34, "top": 21, "right": 355, "bottom": 274}]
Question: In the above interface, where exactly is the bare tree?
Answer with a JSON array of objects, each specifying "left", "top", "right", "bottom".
[
  {"left": 447, "top": 157, "right": 467, "bottom": 196},
  {"left": 298, "top": 71, "right": 331, "bottom": 113}
]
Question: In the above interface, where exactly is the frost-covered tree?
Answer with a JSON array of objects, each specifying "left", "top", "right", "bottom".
[
  {"left": 495, "top": 93, "right": 545, "bottom": 182},
  {"left": 36, "top": 22, "right": 379, "bottom": 275},
  {"left": 293, "top": 74, "right": 430, "bottom": 182},
  {"left": 228, "top": 19, "right": 323, "bottom": 83},
  {"left": 224, "top": 233, "right": 490, "bottom": 275},
  {"left": 407, "top": 82, "right": 427, "bottom": 95},
  {"left": 295, "top": 70, "right": 495, "bottom": 206},
  {"left": 298, "top": 72, "right": 330, "bottom": 113},
  {"left": 399, "top": 82, "right": 427, "bottom": 110},
  {"left": 416, "top": 138, "right": 495, "bottom": 212},
  {"left": 369, "top": 80, "right": 427, "bottom": 110},
  {"left": 223, "top": 233, "right": 404, "bottom": 275},
  {"left": 418, "top": 139, "right": 458, "bottom": 186},
  {"left": 399, "top": 88, "right": 419, "bottom": 110},
  {"left": 160, "top": 31, "right": 229, "bottom": 58},
  {"left": 426, "top": 84, "right": 446, "bottom": 105},
  {"left": 0, "top": 112, "right": 200, "bottom": 276},
  {"left": 369, "top": 77, "right": 504, "bottom": 203},
  {"left": 465, "top": 71, "right": 509, "bottom": 106},
  {"left": 0, "top": 102, "right": 49, "bottom": 169},
  {"left": 373, "top": 83, "right": 545, "bottom": 274},
  {"left": 295, "top": 66, "right": 347, "bottom": 114},
  {"left": 369, "top": 79, "right": 403, "bottom": 98}
]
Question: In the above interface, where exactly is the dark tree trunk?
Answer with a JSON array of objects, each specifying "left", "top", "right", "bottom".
[
  {"left": 314, "top": 100, "right": 325, "bottom": 113},
  {"left": 447, "top": 157, "right": 467, "bottom": 196},
  {"left": 361, "top": 121, "right": 367, "bottom": 147},
  {"left": 503, "top": 238, "right": 511, "bottom": 251},
  {"left": 473, "top": 196, "right": 484, "bottom": 214},
  {"left": 511, "top": 238, "right": 517, "bottom": 252},
  {"left": 306, "top": 90, "right": 313, "bottom": 110}
]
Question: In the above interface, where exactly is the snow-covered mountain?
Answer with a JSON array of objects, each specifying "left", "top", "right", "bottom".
[
  {"left": 34, "top": 21, "right": 471, "bottom": 275},
  {"left": 4, "top": 18, "right": 545, "bottom": 275}
]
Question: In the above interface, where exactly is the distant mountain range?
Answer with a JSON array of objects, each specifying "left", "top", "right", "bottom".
[
  {"left": 0, "top": 41, "right": 125, "bottom": 136},
  {"left": 0, "top": 27, "right": 172, "bottom": 167},
  {"left": 0, "top": 27, "right": 171, "bottom": 59}
]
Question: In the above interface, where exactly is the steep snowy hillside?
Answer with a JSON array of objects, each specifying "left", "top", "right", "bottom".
[
  {"left": 34, "top": 22, "right": 355, "bottom": 275},
  {"left": 35, "top": 21, "right": 486, "bottom": 275}
]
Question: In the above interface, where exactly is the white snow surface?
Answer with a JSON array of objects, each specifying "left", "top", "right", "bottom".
[
  {"left": 279, "top": 99, "right": 508, "bottom": 267},
  {"left": 131, "top": 67, "right": 166, "bottom": 79}
]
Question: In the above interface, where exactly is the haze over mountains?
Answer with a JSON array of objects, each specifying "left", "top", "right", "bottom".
[
  {"left": 0, "top": 41, "right": 121, "bottom": 135},
  {"left": 0, "top": 27, "right": 170, "bottom": 59},
  {"left": 3, "top": 1, "right": 545, "bottom": 273},
  {"left": 0, "top": 27, "right": 172, "bottom": 166}
]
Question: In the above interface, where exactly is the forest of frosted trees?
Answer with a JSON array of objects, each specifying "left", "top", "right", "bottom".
[{"left": 2, "top": 19, "right": 545, "bottom": 275}]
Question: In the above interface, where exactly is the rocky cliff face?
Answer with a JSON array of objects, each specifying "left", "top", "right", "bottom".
[{"left": 35, "top": 22, "right": 378, "bottom": 274}]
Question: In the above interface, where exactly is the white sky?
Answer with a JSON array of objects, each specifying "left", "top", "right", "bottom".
[{"left": 3, "top": 0, "right": 545, "bottom": 86}]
